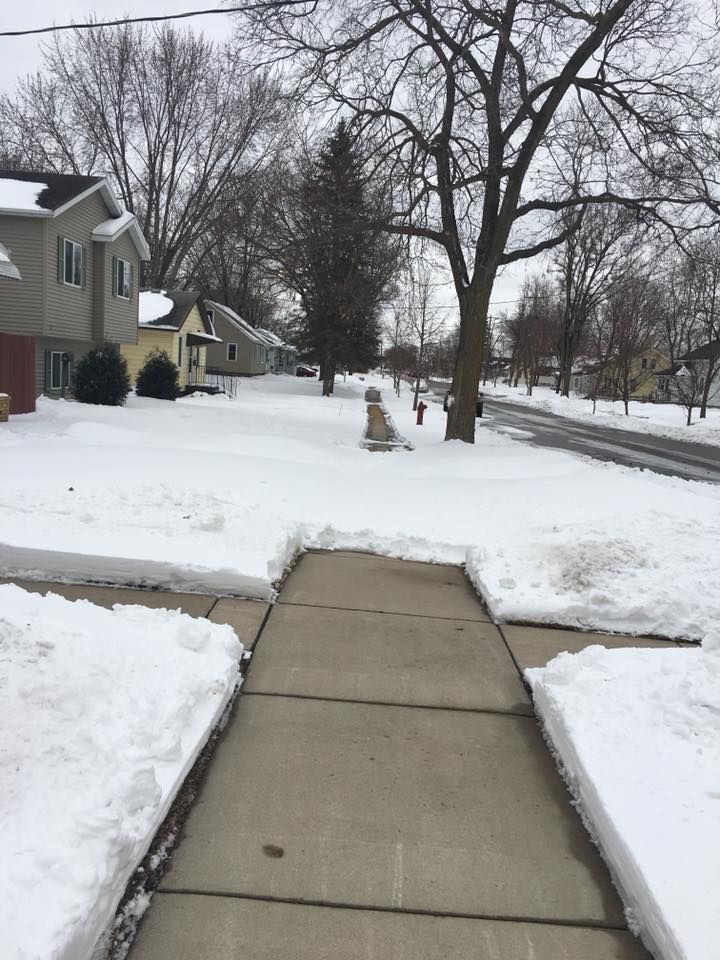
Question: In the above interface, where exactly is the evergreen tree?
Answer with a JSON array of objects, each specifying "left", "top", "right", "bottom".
[
  {"left": 136, "top": 349, "right": 180, "bottom": 400},
  {"left": 293, "top": 121, "right": 398, "bottom": 394},
  {"left": 73, "top": 344, "right": 130, "bottom": 406}
]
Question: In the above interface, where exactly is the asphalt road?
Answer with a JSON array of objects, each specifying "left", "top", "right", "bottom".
[{"left": 480, "top": 396, "right": 720, "bottom": 484}]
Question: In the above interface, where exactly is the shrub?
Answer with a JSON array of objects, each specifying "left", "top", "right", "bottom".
[
  {"left": 135, "top": 348, "right": 180, "bottom": 400},
  {"left": 73, "top": 344, "right": 131, "bottom": 406}
]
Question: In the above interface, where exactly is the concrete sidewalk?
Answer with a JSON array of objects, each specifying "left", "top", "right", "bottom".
[{"left": 124, "top": 551, "right": 678, "bottom": 960}]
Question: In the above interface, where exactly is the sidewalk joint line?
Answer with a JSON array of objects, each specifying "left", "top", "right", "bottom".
[
  {"left": 158, "top": 889, "right": 628, "bottom": 933},
  {"left": 276, "top": 600, "right": 492, "bottom": 623},
  {"left": 241, "top": 690, "right": 534, "bottom": 719}
]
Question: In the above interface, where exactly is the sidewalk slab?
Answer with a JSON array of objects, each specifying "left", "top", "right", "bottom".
[
  {"left": 208, "top": 597, "right": 269, "bottom": 650},
  {"left": 279, "top": 553, "right": 490, "bottom": 621},
  {"left": 245, "top": 604, "right": 531, "bottom": 713},
  {"left": 160, "top": 695, "right": 625, "bottom": 926},
  {"left": 0, "top": 578, "right": 215, "bottom": 617},
  {"left": 131, "top": 894, "right": 649, "bottom": 960},
  {"left": 502, "top": 624, "right": 678, "bottom": 671}
]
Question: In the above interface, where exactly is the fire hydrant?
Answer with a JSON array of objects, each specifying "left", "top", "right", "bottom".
[{"left": 416, "top": 400, "right": 427, "bottom": 425}]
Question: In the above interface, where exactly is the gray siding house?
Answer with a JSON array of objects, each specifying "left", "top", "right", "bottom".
[
  {"left": 0, "top": 171, "right": 150, "bottom": 396},
  {"left": 204, "top": 300, "right": 269, "bottom": 376}
]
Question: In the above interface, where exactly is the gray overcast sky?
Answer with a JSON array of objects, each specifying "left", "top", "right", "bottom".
[{"left": 0, "top": 2, "right": 526, "bottom": 310}]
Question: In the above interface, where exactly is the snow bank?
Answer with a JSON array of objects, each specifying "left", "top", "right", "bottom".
[
  {"left": 526, "top": 641, "right": 720, "bottom": 960},
  {"left": 138, "top": 290, "right": 174, "bottom": 325},
  {"left": 0, "top": 584, "right": 242, "bottom": 960},
  {"left": 1, "top": 379, "right": 720, "bottom": 639},
  {"left": 482, "top": 382, "right": 720, "bottom": 447}
]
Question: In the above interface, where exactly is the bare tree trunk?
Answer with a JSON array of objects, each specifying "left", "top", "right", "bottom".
[
  {"left": 322, "top": 356, "right": 336, "bottom": 396},
  {"left": 445, "top": 288, "right": 488, "bottom": 442}
]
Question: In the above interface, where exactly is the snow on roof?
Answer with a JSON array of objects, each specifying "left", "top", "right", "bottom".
[
  {"left": 139, "top": 291, "right": 174, "bottom": 326},
  {"left": 92, "top": 210, "right": 135, "bottom": 239},
  {"left": 206, "top": 300, "right": 267, "bottom": 346},
  {"left": 0, "top": 178, "right": 48, "bottom": 213}
]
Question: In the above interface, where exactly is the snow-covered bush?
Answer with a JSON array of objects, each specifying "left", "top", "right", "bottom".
[
  {"left": 73, "top": 345, "right": 131, "bottom": 406},
  {"left": 136, "top": 349, "right": 180, "bottom": 401}
]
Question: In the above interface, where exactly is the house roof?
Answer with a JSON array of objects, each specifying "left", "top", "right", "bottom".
[
  {"left": 139, "top": 290, "right": 215, "bottom": 336},
  {"left": 655, "top": 363, "right": 688, "bottom": 377},
  {"left": 682, "top": 339, "right": 720, "bottom": 362},
  {"left": 0, "top": 170, "right": 150, "bottom": 260},
  {"left": 205, "top": 300, "right": 268, "bottom": 346},
  {"left": 0, "top": 242, "right": 21, "bottom": 280},
  {"left": 257, "top": 328, "right": 296, "bottom": 352}
]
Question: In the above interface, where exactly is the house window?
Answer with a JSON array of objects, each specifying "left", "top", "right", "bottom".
[
  {"left": 651, "top": 358, "right": 656, "bottom": 370},
  {"left": 641, "top": 358, "right": 648, "bottom": 370},
  {"left": 574, "top": 378, "right": 580, "bottom": 389},
  {"left": 48, "top": 350, "right": 72, "bottom": 390},
  {"left": 115, "top": 257, "right": 131, "bottom": 299},
  {"left": 63, "top": 239, "right": 84, "bottom": 287},
  {"left": 227, "top": 343, "right": 238, "bottom": 362},
  {"left": 50, "top": 351, "right": 63, "bottom": 389}
]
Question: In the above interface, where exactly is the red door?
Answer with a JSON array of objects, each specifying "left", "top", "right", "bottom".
[{"left": 0, "top": 332, "right": 36, "bottom": 414}]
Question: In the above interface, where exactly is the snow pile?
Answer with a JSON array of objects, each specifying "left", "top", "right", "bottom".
[
  {"left": 527, "top": 641, "right": 720, "bottom": 960},
  {"left": 138, "top": 290, "right": 174, "bottom": 326},
  {"left": 0, "top": 584, "right": 242, "bottom": 960},
  {"left": 1, "top": 377, "right": 720, "bottom": 638},
  {"left": 482, "top": 382, "right": 720, "bottom": 446},
  {"left": 0, "top": 178, "right": 48, "bottom": 211}
]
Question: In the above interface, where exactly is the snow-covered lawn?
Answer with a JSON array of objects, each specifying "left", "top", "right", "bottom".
[
  {"left": 480, "top": 381, "right": 720, "bottom": 446},
  {"left": 527, "top": 639, "right": 719, "bottom": 960},
  {"left": 1, "top": 584, "right": 241, "bottom": 960},
  {"left": 1, "top": 374, "right": 719, "bottom": 639}
]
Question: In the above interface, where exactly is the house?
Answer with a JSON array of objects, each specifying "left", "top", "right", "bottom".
[
  {"left": 203, "top": 300, "right": 269, "bottom": 376},
  {"left": 572, "top": 348, "right": 669, "bottom": 401},
  {"left": 256, "top": 328, "right": 297, "bottom": 374},
  {"left": 655, "top": 341, "right": 720, "bottom": 408},
  {"left": 0, "top": 170, "right": 150, "bottom": 398},
  {"left": 121, "top": 290, "right": 220, "bottom": 390}
]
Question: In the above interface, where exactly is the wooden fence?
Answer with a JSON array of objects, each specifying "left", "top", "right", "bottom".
[{"left": 0, "top": 332, "right": 36, "bottom": 414}]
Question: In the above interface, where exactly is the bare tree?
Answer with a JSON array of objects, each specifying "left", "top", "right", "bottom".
[
  {"left": 685, "top": 234, "right": 720, "bottom": 418},
  {"left": 0, "top": 23, "right": 288, "bottom": 287},
  {"left": 554, "top": 205, "right": 646, "bottom": 396},
  {"left": 604, "top": 277, "right": 659, "bottom": 414},
  {"left": 241, "top": 1, "right": 720, "bottom": 442},
  {"left": 507, "top": 275, "right": 559, "bottom": 396},
  {"left": 405, "top": 263, "right": 445, "bottom": 410}
]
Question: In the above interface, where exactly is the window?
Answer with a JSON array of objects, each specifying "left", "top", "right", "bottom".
[
  {"left": 227, "top": 343, "right": 238, "bottom": 362},
  {"left": 177, "top": 337, "right": 183, "bottom": 367},
  {"left": 574, "top": 378, "right": 580, "bottom": 389},
  {"left": 114, "top": 257, "right": 131, "bottom": 299},
  {"left": 641, "top": 358, "right": 648, "bottom": 370},
  {"left": 48, "top": 350, "right": 72, "bottom": 391},
  {"left": 63, "top": 238, "right": 84, "bottom": 287},
  {"left": 651, "top": 358, "right": 657, "bottom": 370}
]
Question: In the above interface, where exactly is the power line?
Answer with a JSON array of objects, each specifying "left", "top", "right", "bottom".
[{"left": 0, "top": 5, "right": 256, "bottom": 38}]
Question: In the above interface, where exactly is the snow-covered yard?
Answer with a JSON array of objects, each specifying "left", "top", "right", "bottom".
[
  {"left": 480, "top": 381, "right": 720, "bottom": 446},
  {"left": 528, "top": 638, "right": 719, "bottom": 960},
  {"left": 1, "top": 584, "right": 241, "bottom": 960},
  {"left": 1, "top": 373, "right": 719, "bottom": 639}
]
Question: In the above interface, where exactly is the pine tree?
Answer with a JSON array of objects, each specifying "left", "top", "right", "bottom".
[{"left": 297, "top": 121, "right": 397, "bottom": 394}]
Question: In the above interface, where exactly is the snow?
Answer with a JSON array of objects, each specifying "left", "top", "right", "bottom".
[
  {"left": 0, "top": 583, "right": 242, "bottom": 960},
  {"left": 526, "top": 640, "right": 720, "bottom": 960},
  {"left": 138, "top": 291, "right": 174, "bottom": 326},
  {"left": 1, "top": 376, "right": 719, "bottom": 640},
  {"left": 481, "top": 382, "right": 720, "bottom": 446},
  {"left": 0, "top": 178, "right": 48, "bottom": 212},
  {"left": 92, "top": 210, "right": 136, "bottom": 239}
]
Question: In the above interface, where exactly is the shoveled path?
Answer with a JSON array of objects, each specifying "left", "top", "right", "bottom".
[{"left": 122, "top": 551, "right": 679, "bottom": 960}]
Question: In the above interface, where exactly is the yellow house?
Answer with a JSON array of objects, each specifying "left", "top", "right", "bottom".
[{"left": 122, "top": 290, "right": 220, "bottom": 390}]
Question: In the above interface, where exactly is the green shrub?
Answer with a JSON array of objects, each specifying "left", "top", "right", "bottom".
[
  {"left": 135, "top": 348, "right": 180, "bottom": 400},
  {"left": 73, "top": 344, "right": 131, "bottom": 406}
]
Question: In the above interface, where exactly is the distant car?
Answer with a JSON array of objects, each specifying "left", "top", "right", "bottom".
[{"left": 296, "top": 364, "right": 318, "bottom": 378}]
